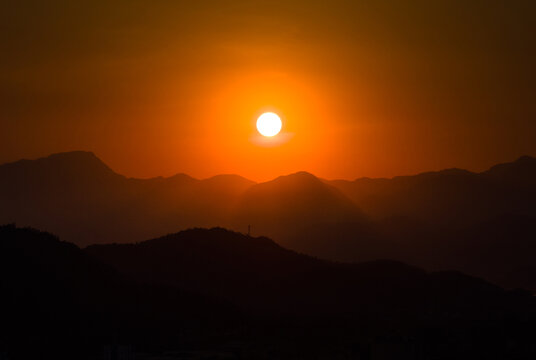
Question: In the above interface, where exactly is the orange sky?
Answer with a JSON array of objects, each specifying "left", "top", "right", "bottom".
[{"left": 1, "top": 1, "right": 535, "bottom": 181}]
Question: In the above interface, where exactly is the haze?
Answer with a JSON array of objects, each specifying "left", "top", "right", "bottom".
[{"left": 1, "top": 0, "right": 535, "bottom": 181}]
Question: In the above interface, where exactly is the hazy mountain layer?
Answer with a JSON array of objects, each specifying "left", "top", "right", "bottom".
[{"left": 1, "top": 151, "right": 535, "bottom": 289}]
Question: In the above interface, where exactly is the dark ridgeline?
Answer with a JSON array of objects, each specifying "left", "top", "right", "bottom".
[
  {"left": 0, "top": 151, "right": 255, "bottom": 246},
  {"left": 2, "top": 224, "right": 536, "bottom": 359},
  {"left": 230, "top": 170, "right": 367, "bottom": 246},
  {"left": 1, "top": 151, "right": 536, "bottom": 290},
  {"left": 328, "top": 155, "right": 536, "bottom": 226},
  {"left": 0, "top": 225, "right": 237, "bottom": 360}
]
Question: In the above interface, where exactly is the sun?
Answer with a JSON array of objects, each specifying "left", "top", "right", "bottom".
[{"left": 256, "top": 112, "right": 282, "bottom": 137}]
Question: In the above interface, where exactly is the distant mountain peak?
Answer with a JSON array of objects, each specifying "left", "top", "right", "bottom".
[
  {"left": 164, "top": 172, "right": 197, "bottom": 182},
  {"left": 484, "top": 155, "right": 536, "bottom": 173},
  {"left": 483, "top": 155, "right": 536, "bottom": 186},
  {"left": 202, "top": 174, "right": 256, "bottom": 185},
  {"left": 268, "top": 171, "right": 321, "bottom": 184},
  {"left": 515, "top": 155, "right": 536, "bottom": 163},
  {"left": 146, "top": 227, "right": 272, "bottom": 246},
  {"left": 485, "top": 155, "right": 536, "bottom": 171},
  {"left": 247, "top": 171, "right": 341, "bottom": 196},
  {"left": 285, "top": 171, "right": 317, "bottom": 178},
  {"left": 48, "top": 150, "right": 98, "bottom": 159},
  {"left": 0, "top": 150, "right": 121, "bottom": 178},
  {"left": 38, "top": 150, "right": 108, "bottom": 166}
]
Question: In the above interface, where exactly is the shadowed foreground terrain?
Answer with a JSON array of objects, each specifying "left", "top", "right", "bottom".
[{"left": 2, "top": 225, "right": 536, "bottom": 359}]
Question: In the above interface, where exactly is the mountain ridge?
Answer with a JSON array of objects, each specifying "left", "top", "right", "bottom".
[
  {"left": 2, "top": 151, "right": 536, "bottom": 290},
  {"left": 85, "top": 226, "right": 511, "bottom": 315},
  {"left": 4, "top": 224, "right": 536, "bottom": 358},
  {"left": 3, "top": 151, "right": 534, "bottom": 183}
]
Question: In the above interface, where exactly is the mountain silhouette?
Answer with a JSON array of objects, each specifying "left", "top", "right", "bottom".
[
  {"left": 84, "top": 227, "right": 536, "bottom": 359},
  {"left": 0, "top": 152, "right": 255, "bottom": 245},
  {"left": 87, "top": 228, "right": 424, "bottom": 315},
  {"left": 0, "top": 224, "right": 236, "bottom": 358},
  {"left": 327, "top": 156, "right": 536, "bottom": 226},
  {"left": 230, "top": 171, "right": 366, "bottom": 246},
  {"left": 3, "top": 224, "right": 536, "bottom": 358},
  {"left": 86, "top": 227, "right": 531, "bottom": 318},
  {"left": 483, "top": 155, "right": 536, "bottom": 189},
  {"left": 1, "top": 151, "right": 536, "bottom": 290}
]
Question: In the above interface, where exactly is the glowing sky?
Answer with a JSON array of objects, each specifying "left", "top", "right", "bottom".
[{"left": 1, "top": 1, "right": 535, "bottom": 181}]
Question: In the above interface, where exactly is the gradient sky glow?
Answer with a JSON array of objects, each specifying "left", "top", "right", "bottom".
[{"left": 1, "top": 0, "right": 535, "bottom": 181}]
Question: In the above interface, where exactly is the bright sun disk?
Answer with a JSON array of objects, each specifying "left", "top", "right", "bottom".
[{"left": 256, "top": 112, "right": 282, "bottom": 137}]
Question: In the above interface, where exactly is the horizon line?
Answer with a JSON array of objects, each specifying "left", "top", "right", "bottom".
[{"left": 1, "top": 150, "right": 534, "bottom": 184}]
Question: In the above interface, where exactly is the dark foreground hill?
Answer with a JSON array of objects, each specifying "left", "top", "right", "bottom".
[
  {"left": 85, "top": 228, "right": 536, "bottom": 358},
  {"left": 87, "top": 227, "right": 516, "bottom": 317},
  {"left": 88, "top": 227, "right": 430, "bottom": 315},
  {"left": 3, "top": 225, "right": 536, "bottom": 359},
  {"left": 0, "top": 225, "right": 237, "bottom": 359}
]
